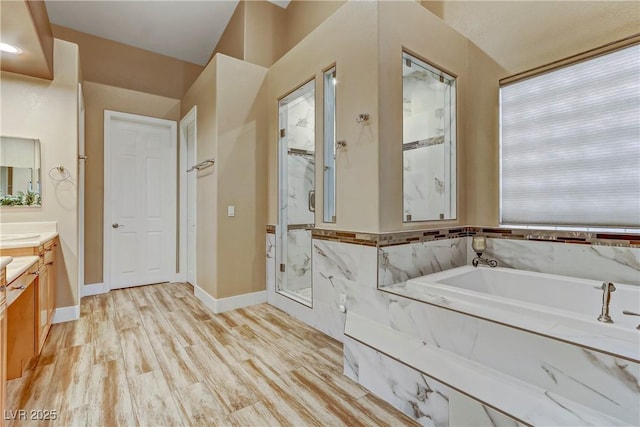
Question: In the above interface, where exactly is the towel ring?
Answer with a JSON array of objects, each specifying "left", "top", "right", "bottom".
[{"left": 48, "top": 166, "right": 71, "bottom": 181}]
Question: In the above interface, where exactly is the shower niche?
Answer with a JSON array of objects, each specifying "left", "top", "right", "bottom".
[
  {"left": 276, "top": 80, "right": 316, "bottom": 306},
  {"left": 402, "top": 52, "right": 457, "bottom": 222}
]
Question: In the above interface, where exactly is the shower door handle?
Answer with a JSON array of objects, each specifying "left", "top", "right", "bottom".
[{"left": 308, "top": 190, "right": 315, "bottom": 213}]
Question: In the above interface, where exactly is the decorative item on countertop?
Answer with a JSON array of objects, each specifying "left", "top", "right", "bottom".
[{"left": 471, "top": 235, "right": 498, "bottom": 267}]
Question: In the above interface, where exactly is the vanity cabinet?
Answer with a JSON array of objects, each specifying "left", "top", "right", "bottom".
[
  {"left": 37, "top": 240, "right": 56, "bottom": 352},
  {"left": 6, "top": 262, "right": 38, "bottom": 379},
  {"left": 0, "top": 238, "right": 57, "bottom": 354}
]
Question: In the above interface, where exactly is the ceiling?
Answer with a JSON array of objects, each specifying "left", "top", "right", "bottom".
[{"left": 42, "top": 1, "right": 638, "bottom": 72}]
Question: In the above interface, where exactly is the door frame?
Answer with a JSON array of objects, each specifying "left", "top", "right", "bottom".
[
  {"left": 178, "top": 106, "right": 197, "bottom": 285},
  {"left": 103, "top": 110, "right": 178, "bottom": 290}
]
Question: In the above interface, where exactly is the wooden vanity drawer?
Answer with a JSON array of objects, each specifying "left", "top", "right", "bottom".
[
  {"left": 44, "top": 247, "right": 54, "bottom": 266},
  {"left": 6, "top": 263, "right": 38, "bottom": 308}
]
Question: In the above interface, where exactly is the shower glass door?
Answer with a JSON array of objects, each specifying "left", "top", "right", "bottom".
[{"left": 277, "top": 80, "right": 315, "bottom": 306}]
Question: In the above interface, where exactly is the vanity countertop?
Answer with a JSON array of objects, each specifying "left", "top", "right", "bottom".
[
  {"left": 6, "top": 256, "right": 39, "bottom": 285},
  {"left": 0, "top": 231, "right": 59, "bottom": 250},
  {"left": 0, "top": 256, "right": 12, "bottom": 270},
  {"left": 5, "top": 256, "right": 39, "bottom": 307}
]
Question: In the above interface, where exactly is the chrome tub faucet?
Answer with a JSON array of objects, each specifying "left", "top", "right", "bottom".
[{"left": 597, "top": 282, "right": 616, "bottom": 323}]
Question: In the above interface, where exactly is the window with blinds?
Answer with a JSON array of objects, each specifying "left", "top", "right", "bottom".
[{"left": 500, "top": 44, "right": 640, "bottom": 231}]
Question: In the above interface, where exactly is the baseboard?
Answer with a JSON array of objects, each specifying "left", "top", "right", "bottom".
[
  {"left": 194, "top": 285, "right": 266, "bottom": 314},
  {"left": 82, "top": 282, "right": 108, "bottom": 297},
  {"left": 52, "top": 305, "right": 80, "bottom": 324}
]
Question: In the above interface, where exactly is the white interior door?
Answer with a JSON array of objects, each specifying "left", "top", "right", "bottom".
[
  {"left": 105, "top": 111, "right": 177, "bottom": 289},
  {"left": 186, "top": 119, "right": 197, "bottom": 285}
]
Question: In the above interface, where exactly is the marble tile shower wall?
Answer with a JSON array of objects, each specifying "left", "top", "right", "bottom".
[
  {"left": 266, "top": 232, "right": 379, "bottom": 342},
  {"left": 285, "top": 229, "right": 312, "bottom": 291}
]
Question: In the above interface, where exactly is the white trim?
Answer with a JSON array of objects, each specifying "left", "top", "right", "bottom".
[
  {"left": 178, "top": 106, "right": 197, "bottom": 284},
  {"left": 194, "top": 285, "right": 266, "bottom": 314},
  {"left": 81, "top": 282, "right": 108, "bottom": 297},
  {"left": 52, "top": 305, "right": 80, "bottom": 324},
  {"left": 104, "top": 110, "right": 178, "bottom": 290},
  {"left": 78, "top": 82, "right": 85, "bottom": 301}
]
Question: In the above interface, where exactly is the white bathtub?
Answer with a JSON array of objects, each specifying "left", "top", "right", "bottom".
[{"left": 406, "top": 266, "right": 640, "bottom": 357}]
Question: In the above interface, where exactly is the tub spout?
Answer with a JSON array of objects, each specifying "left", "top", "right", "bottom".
[{"left": 597, "top": 282, "right": 616, "bottom": 323}]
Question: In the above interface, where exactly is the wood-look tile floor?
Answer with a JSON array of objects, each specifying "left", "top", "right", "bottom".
[{"left": 6, "top": 283, "right": 417, "bottom": 427}]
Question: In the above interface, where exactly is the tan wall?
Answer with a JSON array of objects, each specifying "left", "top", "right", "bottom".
[
  {"left": 285, "top": 0, "right": 347, "bottom": 50},
  {"left": 215, "top": 55, "right": 268, "bottom": 298},
  {"left": 26, "top": 0, "right": 54, "bottom": 77},
  {"left": 378, "top": 1, "right": 474, "bottom": 231},
  {"left": 268, "top": 1, "right": 380, "bottom": 232},
  {"left": 52, "top": 25, "right": 202, "bottom": 99},
  {"left": 0, "top": 39, "right": 79, "bottom": 308},
  {"left": 83, "top": 82, "right": 181, "bottom": 285},
  {"left": 210, "top": 1, "right": 245, "bottom": 63},
  {"left": 267, "top": 1, "right": 505, "bottom": 233},
  {"left": 181, "top": 54, "right": 267, "bottom": 299},
  {"left": 465, "top": 41, "right": 506, "bottom": 226},
  {"left": 181, "top": 58, "right": 218, "bottom": 298},
  {"left": 244, "top": 1, "right": 286, "bottom": 68}
]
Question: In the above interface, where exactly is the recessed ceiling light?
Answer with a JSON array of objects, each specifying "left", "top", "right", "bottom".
[{"left": 0, "top": 43, "right": 23, "bottom": 54}]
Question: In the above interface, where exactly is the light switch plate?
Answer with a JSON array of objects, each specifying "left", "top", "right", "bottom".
[{"left": 227, "top": 206, "right": 235, "bottom": 217}]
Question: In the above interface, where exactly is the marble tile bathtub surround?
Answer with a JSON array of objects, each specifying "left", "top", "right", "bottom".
[
  {"left": 481, "top": 237, "right": 640, "bottom": 285},
  {"left": 344, "top": 337, "right": 451, "bottom": 427},
  {"left": 378, "top": 237, "right": 467, "bottom": 287},
  {"left": 377, "top": 293, "right": 640, "bottom": 425}
]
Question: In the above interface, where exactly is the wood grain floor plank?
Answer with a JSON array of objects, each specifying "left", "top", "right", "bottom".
[
  {"left": 137, "top": 306, "right": 199, "bottom": 390},
  {"left": 126, "top": 285, "right": 155, "bottom": 307},
  {"left": 52, "top": 405, "right": 88, "bottom": 427},
  {"left": 165, "top": 309, "right": 209, "bottom": 347},
  {"left": 49, "top": 344, "right": 93, "bottom": 412},
  {"left": 242, "top": 358, "right": 322, "bottom": 427},
  {"left": 226, "top": 401, "right": 282, "bottom": 427},
  {"left": 161, "top": 282, "right": 191, "bottom": 300},
  {"left": 89, "top": 317, "right": 122, "bottom": 364},
  {"left": 119, "top": 326, "right": 160, "bottom": 378},
  {"left": 184, "top": 343, "right": 260, "bottom": 412},
  {"left": 6, "top": 284, "right": 417, "bottom": 427},
  {"left": 128, "top": 370, "right": 184, "bottom": 427},
  {"left": 173, "top": 381, "right": 229, "bottom": 427},
  {"left": 86, "top": 359, "right": 137, "bottom": 427},
  {"left": 356, "top": 393, "right": 419, "bottom": 426}
]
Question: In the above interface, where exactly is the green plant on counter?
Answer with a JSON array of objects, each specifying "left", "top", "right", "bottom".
[{"left": 0, "top": 191, "right": 41, "bottom": 206}]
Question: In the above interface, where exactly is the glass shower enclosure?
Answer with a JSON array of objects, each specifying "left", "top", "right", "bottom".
[{"left": 277, "top": 80, "right": 315, "bottom": 306}]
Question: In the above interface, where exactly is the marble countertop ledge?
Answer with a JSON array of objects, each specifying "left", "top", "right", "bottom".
[
  {"left": 6, "top": 256, "right": 39, "bottom": 285},
  {"left": 0, "top": 256, "right": 13, "bottom": 270},
  {"left": 381, "top": 281, "right": 640, "bottom": 362},
  {"left": 345, "top": 312, "right": 629, "bottom": 427},
  {"left": 0, "top": 231, "right": 59, "bottom": 249}
]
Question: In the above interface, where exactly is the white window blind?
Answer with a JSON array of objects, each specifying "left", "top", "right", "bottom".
[{"left": 500, "top": 44, "right": 640, "bottom": 229}]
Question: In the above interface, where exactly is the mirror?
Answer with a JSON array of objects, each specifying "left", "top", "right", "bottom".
[
  {"left": 0, "top": 136, "right": 41, "bottom": 206},
  {"left": 323, "top": 66, "right": 337, "bottom": 223},
  {"left": 402, "top": 52, "right": 456, "bottom": 222}
]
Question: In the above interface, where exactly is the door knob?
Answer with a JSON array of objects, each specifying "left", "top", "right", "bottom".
[{"left": 112, "top": 223, "right": 123, "bottom": 228}]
